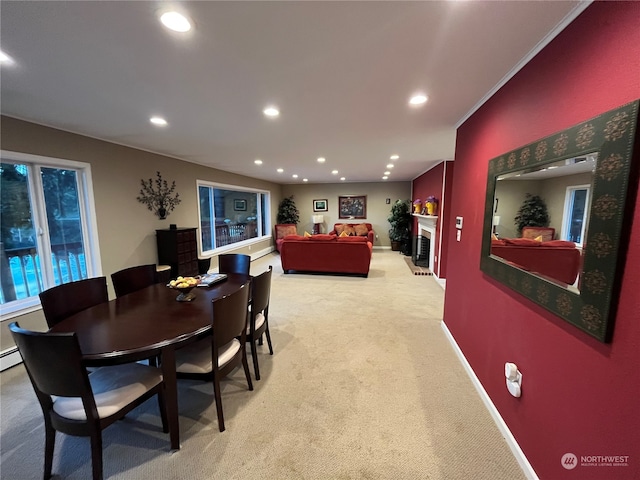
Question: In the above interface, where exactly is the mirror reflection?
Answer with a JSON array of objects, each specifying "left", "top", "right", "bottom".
[{"left": 490, "top": 153, "right": 597, "bottom": 292}]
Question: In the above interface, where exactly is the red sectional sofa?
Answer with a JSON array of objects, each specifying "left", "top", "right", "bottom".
[
  {"left": 491, "top": 238, "right": 582, "bottom": 285},
  {"left": 280, "top": 234, "right": 373, "bottom": 277},
  {"left": 328, "top": 223, "right": 375, "bottom": 244}
]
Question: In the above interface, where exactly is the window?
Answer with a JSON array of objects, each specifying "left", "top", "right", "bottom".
[
  {"left": 0, "top": 151, "right": 101, "bottom": 317},
  {"left": 561, "top": 184, "right": 590, "bottom": 246},
  {"left": 197, "top": 181, "right": 270, "bottom": 254}
]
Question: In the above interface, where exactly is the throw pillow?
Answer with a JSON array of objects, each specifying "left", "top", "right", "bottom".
[
  {"left": 304, "top": 231, "right": 312, "bottom": 237},
  {"left": 339, "top": 231, "right": 349, "bottom": 237},
  {"left": 343, "top": 225, "right": 356, "bottom": 236},
  {"left": 354, "top": 224, "right": 369, "bottom": 236},
  {"left": 335, "top": 224, "right": 345, "bottom": 235},
  {"left": 534, "top": 235, "right": 544, "bottom": 242}
]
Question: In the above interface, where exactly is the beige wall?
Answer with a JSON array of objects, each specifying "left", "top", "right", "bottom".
[
  {"left": 281, "top": 182, "right": 411, "bottom": 245},
  {"left": 0, "top": 116, "right": 283, "bottom": 349}
]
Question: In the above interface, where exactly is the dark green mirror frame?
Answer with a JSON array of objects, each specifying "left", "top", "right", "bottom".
[{"left": 480, "top": 100, "right": 639, "bottom": 342}]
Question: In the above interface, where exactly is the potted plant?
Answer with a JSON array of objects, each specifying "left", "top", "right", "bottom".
[
  {"left": 514, "top": 193, "right": 550, "bottom": 236},
  {"left": 276, "top": 195, "right": 300, "bottom": 225},
  {"left": 388, "top": 199, "right": 412, "bottom": 253},
  {"left": 425, "top": 195, "right": 438, "bottom": 215}
]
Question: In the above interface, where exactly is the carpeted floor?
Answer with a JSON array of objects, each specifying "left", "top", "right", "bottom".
[{"left": 0, "top": 250, "right": 526, "bottom": 479}]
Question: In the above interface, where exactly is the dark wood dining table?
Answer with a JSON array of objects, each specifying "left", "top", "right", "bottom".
[{"left": 49, "top": 273, "right": 251, "bottom": 450}]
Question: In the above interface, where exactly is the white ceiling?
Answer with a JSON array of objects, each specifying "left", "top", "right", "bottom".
[{"left": 1, "top": 1, "right": 586, "bottom": 184}]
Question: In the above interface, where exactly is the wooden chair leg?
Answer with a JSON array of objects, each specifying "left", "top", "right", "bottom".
[
  {"left": 157, "top": 387, "right": 169, "bottom": 433},
  {"left": 90, "top": 431, "right": 103, "bottom": 480},
  {"left": 264, "top": 325, "right": 274, "bottom": 355},
  {"left": 241, "top": 346, "right": 254, "bottom": 392},
  {"left": 250, "top": 338, "right": 260, "bottom": 380},
  {"left": 43, "top": 420, "right": 55, "bottom": 480},
  {"left": 258, "top": 334, "right": 264, "bottom": 346},
  {"left": 213, "top": 371, "right": 225, "bottom": 432}
]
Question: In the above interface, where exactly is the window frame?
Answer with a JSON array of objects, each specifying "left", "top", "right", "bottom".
[
  {"left": 196, "top": 180, "right": 271, "bottom": 256},
  {"left": 0, "top": 150, "right": 103, "bottom": 320},
  {"left": 560, "top": 183, "right": 591, "bottom": 247}
]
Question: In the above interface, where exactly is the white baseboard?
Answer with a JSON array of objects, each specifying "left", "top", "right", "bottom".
[
  {"left": 373, "top": 245, "right": 390, "bottom": 250},
  {"left": 250, "top": 246, "right": 275, "bottom": 260},
  {"left": 433, "top": 275, "right": 446, "bottom": 290},
  {"left": 1, "top": 348, "right": 22, "bottom": 371},
  {"left": 441, "top": 321, "right": 538, "bottom": 480}
]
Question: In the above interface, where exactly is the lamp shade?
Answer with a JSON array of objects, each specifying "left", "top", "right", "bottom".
[{"left": 312, "top": 215, "right": 324, "bottom": 224}]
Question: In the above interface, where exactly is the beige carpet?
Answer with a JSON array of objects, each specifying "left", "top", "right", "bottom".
[{"left": 0, "top": 250, "right": 526, "bottom": 479}]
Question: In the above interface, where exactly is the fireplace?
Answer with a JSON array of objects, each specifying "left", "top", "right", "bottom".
[
  {"left": 415, "top": 215, "right": 437, "bottom": 274},
  {"left": 412, "top": 235, "right": 430, "bottom": 267}
]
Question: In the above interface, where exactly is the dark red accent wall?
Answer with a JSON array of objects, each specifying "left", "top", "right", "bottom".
[
  {"left": 413, "top": 161, "right": 455, "bottom": 278},
  {"left": 444, "top": 3, "right": 640, "bottom": 479}
]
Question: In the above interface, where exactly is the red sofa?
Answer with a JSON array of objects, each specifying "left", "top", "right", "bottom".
[
  {"left": 328, "top": 223, "right": 375, "bottom": 244},
  {"left": 491, "top": 238, "right": 582, "bottom": 285},
  {"left": 280, "top": 234, "right": 373, "bottom": 277}
]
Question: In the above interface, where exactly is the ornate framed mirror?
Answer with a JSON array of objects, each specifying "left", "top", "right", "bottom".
[{"left": 480, "top": 100, "right": 639, "bottom": 342}]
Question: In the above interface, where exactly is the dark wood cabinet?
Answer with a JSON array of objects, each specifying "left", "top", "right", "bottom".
[{"left": 156, "top": 228, "right": 198, "bottom": 278}]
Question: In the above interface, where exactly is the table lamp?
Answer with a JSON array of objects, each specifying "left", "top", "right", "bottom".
[{"left": 312, "top": 214, "right": 324, "bottom": 234}]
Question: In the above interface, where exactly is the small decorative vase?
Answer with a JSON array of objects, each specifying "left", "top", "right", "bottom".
[
  {"left": 414, "top": 203, "right": 422, "bottom": 214},
  {"left": 426, "top": 202, "right": 435, "bottom": 215},
  {"left": 158, "top": 207, "right": 167, "bottom": 219}
]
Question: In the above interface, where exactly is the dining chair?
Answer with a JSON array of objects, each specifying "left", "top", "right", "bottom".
[
  {"left": 111, "top": 264, "right": 158, "bottom": 298},
  {"left": 247, "top": 266, "right": 274, "bottom": 380},
  {"left": 175, "top": 281, "right": 253, "bottom": 432},
  {"left": 217, "top": 253, "right": 251, "bottom": 276},
  {"left": 39, "top": 277, "right": 109, "bottom": 329},
  {"left": 9, "top": 322, "right": 168, "bottom": 480}
]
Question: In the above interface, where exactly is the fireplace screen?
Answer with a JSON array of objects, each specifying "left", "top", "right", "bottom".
[{"left": 412, "top": 235, "right": 430, "bottom": 268}]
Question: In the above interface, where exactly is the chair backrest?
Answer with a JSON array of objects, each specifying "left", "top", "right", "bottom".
[
  {"left": 39, "top": 277, "right": 109, "bottom": 328},
  {"left": 212, "top": 281, "right": 250, "bottom": 348},
  {"left": 9, "top": 322, "right": 91, "bottom": 399},
  {"left": 251, "top": 266, "right": 272, "bottom": 317},
  {"left": 218, "top": 254, "right": 251, "bottom": 276},
  {"left": 111, "top": 264, "right": 157, "bottom": 297}
]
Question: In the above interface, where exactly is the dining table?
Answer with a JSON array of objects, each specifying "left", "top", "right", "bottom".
[{"left": 49, "top": 273, "right": 251, "bottom": 450}]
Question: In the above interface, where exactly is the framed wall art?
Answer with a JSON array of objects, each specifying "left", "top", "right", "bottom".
[
  {"left": 313, "top": 199, "right": 328, "bottom": 212},
  {"left": 338, "top": 195, "right": 367, "bottom": 219}
]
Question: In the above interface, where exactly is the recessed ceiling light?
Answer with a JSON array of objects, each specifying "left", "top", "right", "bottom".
[
  {"left": 390, "top": 155, "right": 399, "bottom": 160},
  {"left": 387, "top": 164, "right": 394, "bottom": 169},
  {"left": 254, "top": 159, "right": 263, "bottom": 165},
  {"left": 317, "top": 157, "right": 326, "bottom": 163},
  {"left": 292, "top": 174, "right": 298, "bottom": 179},
  {"left": 382, "top": 176, "right": 388, "bottom": 180},
  {"left": 150, "top": 116, "right": 168, "bottom": 126},
  {"left": 263, "top": 106, "right": 280, "bottom": 117},
  {"left": 277, "top": 168, "right": 284, "bottom": 173},
  {"left": 340, "top": 177, "right": 346, "bottom": 181},
  {"left": 0, "top": 50, "right": 15, "bottom": 66},
  {"left": 331, "top": 170, "right": 338, "bottom": 175},
  {"left": 160, "top": 11, "right": 192, "bottom": 32},
  {"left": 384, "top": 171, "right": 391, "bottom": 175},
  {"left": 409, "top": 93, "right": 428, "bottom": 106},
  {"left": 303, "top": 178, "right": 308, "bottom": 182}
]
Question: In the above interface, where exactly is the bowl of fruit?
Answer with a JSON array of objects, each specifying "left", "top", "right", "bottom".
[{"left": 168, "top": 276, "right": 199, "bottom": 302}]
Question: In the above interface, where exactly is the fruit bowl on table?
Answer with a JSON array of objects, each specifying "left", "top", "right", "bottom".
[{"left": 168, "top": 276, "right": 200, "bottom": 302}]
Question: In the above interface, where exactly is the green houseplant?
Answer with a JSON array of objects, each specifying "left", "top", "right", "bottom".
[
  {"left": 388, "top": 199, "right": 412, "bottom": 253},
  {"left": 276, "top": 195, "right": 300, "bottom": 225},
  {"left": 514, "top": 193, "right": 550, "bottom": 236}
]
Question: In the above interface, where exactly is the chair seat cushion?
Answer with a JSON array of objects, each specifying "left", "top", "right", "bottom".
[
  {"left": 175, "top": 338, "right": 241, "bottom": 374},
  {"left": 52, "top": 363, "right": 162, "bottom": 421},
  {"left": 247, "top": 312, "right": 265, "bottom": 334}
]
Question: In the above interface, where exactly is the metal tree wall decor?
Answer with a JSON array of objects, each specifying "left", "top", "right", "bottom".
[{"left": 136, "top": 171, "right": 181, "bottom": 219}]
